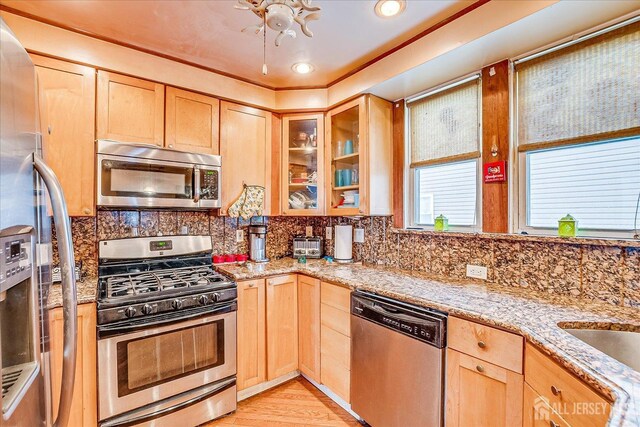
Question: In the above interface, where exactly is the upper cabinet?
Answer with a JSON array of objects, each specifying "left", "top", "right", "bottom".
[
  {"left": 165, "top": 87, "right": 220, "bottom": 155},
  {"left": 33, "top": 55, "right": 96, "bottom": 216},
  {"left": 325, "top": 95, "right": 393, "bottom": 216},
  {"left": 282, "top": 114, "right": 324, "bottom": 215},
  {"left": 220, "top": 101, "right": 273, "bottom": 215},
  {"left": 97, "top": 71, "right": 165, "bottom": 146}
]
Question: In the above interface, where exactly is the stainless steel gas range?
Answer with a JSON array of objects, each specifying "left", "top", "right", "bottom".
[{"left": 96, "top": 235, "right": 237, "bottom": 427}]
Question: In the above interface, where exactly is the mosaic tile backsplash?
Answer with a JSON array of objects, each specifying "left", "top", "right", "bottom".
[{"left": 57, "top": 212, "right": 639, "bottom": 308}]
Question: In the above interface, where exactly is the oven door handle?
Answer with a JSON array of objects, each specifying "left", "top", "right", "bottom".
[
  {"left": 34, "top": 154, "right": 78, "bottom": 427},
  {"left": 97, "top": 302, "right": 236, "bottom": 336},
  {"left": 99, "top": 377, "right": 236, "bottom": 427}
]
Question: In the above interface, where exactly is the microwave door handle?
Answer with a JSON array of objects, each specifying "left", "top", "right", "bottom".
[
  {"left": 33, "top": 154, "right": 78, "bottom": 427},
  {"left": 193, "top": 166, "right": 201, "bottom": 203}
]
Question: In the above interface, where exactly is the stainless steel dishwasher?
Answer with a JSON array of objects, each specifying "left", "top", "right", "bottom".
[{"left": 351, "top": 291, "right": 447, "bottom": 427}]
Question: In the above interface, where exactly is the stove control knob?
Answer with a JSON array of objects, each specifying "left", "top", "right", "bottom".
[
  {"left": 124, "top": 306, "right": 137, "bottom": 318},
  {"left": 141, "top": 304, "right": 153, "bottom": 315},
  {"left": 198, "top": 295, "right": 209, "bottom": 305},
  {"left": 211, "top": 293, "right": 221, "bottom": 303},
  {"left": 171, "top": 299, "right": 183, "bottom": 310}
]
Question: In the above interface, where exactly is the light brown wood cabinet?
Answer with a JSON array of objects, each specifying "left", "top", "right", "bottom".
[
  {"left": 266, "top": 275, "right": 298, "bottom": 380},
  {"left": 220, "top": 101, "right": 273, "bottom": 215},
  {"left": 297, "top": 275, "right": 321, "bottom": 382},
  {"left": 33, "top": 55, "right": 96, "bottom": 217},
  {"left": 320, "top": 281, "right": 352, "bottom": 403},
  {"left": 445, "top": 316, "right": 524, "bottom": 427},
  {"left": 524, "top": 383, "right": 571, "bottom": 427},
  {"left": 49, "top": 303, "right": 97, "bottom": 427},
  {"left": 237, "top": 279, "right": 266, "bottom": 391},
  {"left": 165, "top": 87, "right": 220, "bottom": 155},
  {"left": 97, "top": 71, "right": 165, "bottom": 146},
  {"left": 325, "top": 95, "right": 393, "bottom": 216}
]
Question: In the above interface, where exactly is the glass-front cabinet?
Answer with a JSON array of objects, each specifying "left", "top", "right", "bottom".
[{"left": 282, "top": 114, "right": 325, "bottom": 215}]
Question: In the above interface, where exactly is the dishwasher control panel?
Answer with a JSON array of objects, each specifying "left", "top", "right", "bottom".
[{"left": 351, "top": 292, "right": 447, "bottom": 348}]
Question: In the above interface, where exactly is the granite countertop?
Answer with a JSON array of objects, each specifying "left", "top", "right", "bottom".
[
  {"left": 216, "top": 258, "right": 640, "bottom": 427},
  {"left": 45, "top": 276, "right": 98, "bottom": 309}
]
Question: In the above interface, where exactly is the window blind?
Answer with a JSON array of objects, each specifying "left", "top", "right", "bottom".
[
  {"left": 408, "top": 78, "right": 480, "bottom": 168},
  {"left": 516, "top": 20, "right": 640, "bottom": 151}
]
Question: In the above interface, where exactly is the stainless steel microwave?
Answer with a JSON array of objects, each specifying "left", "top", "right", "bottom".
[{"left": 97, "top": 140, "right": 221, "bottom": 209}]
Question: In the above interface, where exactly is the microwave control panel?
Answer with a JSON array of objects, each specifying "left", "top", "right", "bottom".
[
  {"left": 199, "top": 168, "right": 219, "bottom": 200},
  {"left": 0, "top": 233, "right": 33, "bottom": 292}
]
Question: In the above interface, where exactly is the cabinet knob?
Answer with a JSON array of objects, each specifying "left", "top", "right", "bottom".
[
  {"left": 47, "top": 125, "right": 52, "bottom": 134},
  {"left": 477, "top": 341, "right": 486, "bottom": 349},
  {"left": 550, "top": 385, "right": 562, "bottom": 396},
  {"left": 358, "top": 209, "right": 364, "bottom": 214},
  {"left": 169, "top": 144, "right": 174, "bottom": 148},
  {"left": 83, "top": 208, "right": 91, "bottom": 215},
  {"left": 247, "top": 283, "right": 255, "bottom": 288},
  {"left": 476, "top": 365, "right": 484, "bottom": 373}
]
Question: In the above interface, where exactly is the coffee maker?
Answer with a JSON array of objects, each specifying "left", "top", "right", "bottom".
[{"left": 248, "top": 225, "right": 269, "bottom": 263}]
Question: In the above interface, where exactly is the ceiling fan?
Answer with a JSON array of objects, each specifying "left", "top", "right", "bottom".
[{"left": 235, "top": 0, "right": 321, "bottom": 47}]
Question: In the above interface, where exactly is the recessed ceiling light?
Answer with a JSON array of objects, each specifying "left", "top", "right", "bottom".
[
  {"left": 292, "top": 62, "right": 314, "bottom": 74},
  {"left": 374, "top": 0, "right": 406, "bottom": 18}
]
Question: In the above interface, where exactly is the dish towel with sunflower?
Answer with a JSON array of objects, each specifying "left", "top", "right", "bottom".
[{"left": 227, "top": 184, "right": 265, "bottom": 219}]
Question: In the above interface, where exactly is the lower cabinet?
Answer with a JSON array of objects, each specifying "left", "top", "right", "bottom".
[
  {"left": 266, "top": 275, "right": 299, "bottom": 379},
  {"left": 237, "top": 279, "right": 266, "bottom": 390},
  {"left": 49, "top": 302, "right": 97, "bottom": 427},
  {"left": 298, "top": 275, "right": 321, "bottom": 382},
  {"left": 524, "top": 383, "right": 570, "bottom": 427}
]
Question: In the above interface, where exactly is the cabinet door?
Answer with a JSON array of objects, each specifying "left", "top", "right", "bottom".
[
  {"left": 165, "top": 87, "right": 220, "bottom": 154},
  {"left": 524, "top": 383, "right": 570, "bottom": 427},
  {"left": 266, "top": 275, "right": 298, "bottom": 379},
  {"left": 237, "top": 279, "right": 266, "bottom": 391},
  {"left": 282, "top": 114, "right": 324, "bottom": 215},
  {"left": 33, "top": 55, "right": 96, "bottom": 216},
  {"left": 97, "top": 71, "right": 164, "bottom": 146},
  {"left": 49, "top": 303, "right": 97, "bottom": 427},
  {"left": 297, "top": 275, "right": 320, "bottom": 382},
  {"left": 220, "top": 101, "right": 272, "bottom": 215},
  {"left": 446, "top": 349, "right": 523, "bottom": 427}
]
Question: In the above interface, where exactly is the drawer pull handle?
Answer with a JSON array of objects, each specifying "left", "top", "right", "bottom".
[
  {"left": 477, "top": 341, "right": 486, "bottom": 349},
  {"left": 476, "top": 365, "right": 484, "bottom": 373},
  {"left": 247, "top": 283, "right": 255, "bottom": 288},
  {"left": 551, "top": 385, "right": 562, "bottom": 396},
  {"left": 550, "top": 421, "right": 559, "bottom": 427}
]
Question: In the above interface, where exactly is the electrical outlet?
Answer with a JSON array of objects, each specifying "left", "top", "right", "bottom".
[
  {"left": 325, "top": 226, "right": 332, "bottom": 240},
  {"left": 236, "top": 229, "right": 244, "bottom": 243},
  {"left": 466, "top": 264, "right": 488, "bottom": 280},
  {"left": 306, "top": 226, "right": 313, "bottom": 237},
  {"left": 354, "top": 228, "right": 365, "bottom": 243}
]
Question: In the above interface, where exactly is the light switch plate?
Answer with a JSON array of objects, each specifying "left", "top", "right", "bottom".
[
  {"left": 466, "top": 264, "right": 488, "bottom": 280},
  {"left": 306, "top": 226, "right": 313, "bottom": 237},
  {"left": 236, "top": 229, "right": 245, "bottom": 243},
  {"left": 325, "top": 226, "right": 332, "bottom": 240},
  {"left": 354, "top": 228, "right": 365, "bottom": 243}
]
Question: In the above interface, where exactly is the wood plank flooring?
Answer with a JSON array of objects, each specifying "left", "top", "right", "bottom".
[{"left": 205, "top": 377, "right": 361, "bottom": 426}]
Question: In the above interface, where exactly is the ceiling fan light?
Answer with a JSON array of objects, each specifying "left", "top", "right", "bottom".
[
  {"left": 292, "top": 62, "right": 314, "bottom": 74},
  {"left": 375, "top": 0, "right": 406, "bottom": 18}
]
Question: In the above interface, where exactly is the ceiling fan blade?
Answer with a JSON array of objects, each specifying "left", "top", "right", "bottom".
[
  {"left": 295, "top": 12, "right": 320, "bottom": 37},
  {"left": 275, "top": 29, "right": 297, "bottom": 47},
  {"left": 298, "top": 0, "right": 321, "bottom": 12}
]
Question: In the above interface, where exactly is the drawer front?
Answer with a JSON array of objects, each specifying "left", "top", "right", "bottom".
[
  {"left": 448, "top": 316, "right": 523, "bottom": 373},
  {"left": 321, "top": 353, "right": 350, "bottom": 403},
  {"left": 320, "top": 282, "right": 351, "bottom": 311},
  {"left": 320, "top": 325, "right": 350, "bottom": 370},
  {"left": 525, "top": 343, "right": 611, "bottom": 427},
  {"left": 321, "top": 303, "right": 351, "bottom": 337},
  {"left": 524, "top": 384, "right": 571, "bottom": 427}
]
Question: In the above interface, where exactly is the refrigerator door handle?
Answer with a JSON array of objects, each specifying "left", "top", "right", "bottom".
[{"left": 33, "top": 154, "right": 77, "bottom": 427}]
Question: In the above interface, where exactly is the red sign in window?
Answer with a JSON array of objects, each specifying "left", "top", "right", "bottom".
[{"left": 484, "top": 161, "right": 507, "bottom": 183}]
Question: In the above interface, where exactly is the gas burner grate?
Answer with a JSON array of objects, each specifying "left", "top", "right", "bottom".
[{"left": 105, "top": 266, "right": 227, "bottom": 300}]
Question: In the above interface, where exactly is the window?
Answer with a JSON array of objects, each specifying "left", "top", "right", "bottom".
[
  {"left": 515, "top": 19, "right": 640, "bottom": 237},
  {"left": 407, "top": 76, "right": 481, "bottom": 229}
]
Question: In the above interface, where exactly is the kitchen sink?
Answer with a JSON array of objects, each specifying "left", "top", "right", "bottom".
[{"left": 561, "top": 327, "right": 640, "bottom": 371}]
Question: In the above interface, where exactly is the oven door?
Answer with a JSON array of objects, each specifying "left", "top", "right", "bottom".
[
  {"left": 97, "top": 154, "right": 198, "bottom": 208},
  {"left": 97, "top": 306, "right": 236, "bottom": 420}
]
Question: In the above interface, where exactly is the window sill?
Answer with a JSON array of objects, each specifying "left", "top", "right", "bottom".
[{"left": 390, "top": 228, "right": 640, "bottom": 248}]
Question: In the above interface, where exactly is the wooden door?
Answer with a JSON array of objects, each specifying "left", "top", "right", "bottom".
[
  {"left": 49, "top": 303, "right": 97, "bottom": 427},
  {"left": 266, "top": 275, "right": 298, "bottom": 380},
  {"left": 297, "top": 275, "right": 320, "bottom": 382},
  {"left": 97, "top": 71, "right": 164, "bottom": 146},
  {"left": 237, "top": 279, "right": 266, "bottom": 391},
  {"left": 523, "top": 383, "right": 570, "bottom": 427},
  {"left": 446, "top": 349, "right": 523, "bottom": 427},
  {"left": 33, "top": 55, "right": 96, "bottom": 216},
  {"left": 165, "top": 87, "right": 220, "bottom": 154},
  {"left": 220, "top": 101, "right": 272, "bottom": 215}
]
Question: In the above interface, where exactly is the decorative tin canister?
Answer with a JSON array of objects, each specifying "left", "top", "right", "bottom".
[
  {"left": 434, "top": 214, "right": 449, "bottom": 232},
  {"left": 558, "top": 214, "right": 578, "bottom": 237}
]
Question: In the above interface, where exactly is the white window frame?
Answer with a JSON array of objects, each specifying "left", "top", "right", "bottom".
[
  {"left": 511, "top": 14, "right": 640, "bottom": 239},
  {"left": 404, "top": 73, "right": 483, "bottom": 232}
]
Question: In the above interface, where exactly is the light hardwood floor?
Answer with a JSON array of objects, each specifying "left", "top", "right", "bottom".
[{"left": 205, "top": 377, "right": 361, "bottom": 426}]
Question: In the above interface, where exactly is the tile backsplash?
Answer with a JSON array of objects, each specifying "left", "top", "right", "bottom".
[{"left": 55, "top": 212, "right": 639, "bottom": 309}]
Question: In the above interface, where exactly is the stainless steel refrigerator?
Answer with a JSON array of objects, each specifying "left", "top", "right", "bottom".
[{"left": 0, "top": 17, "right": 78, "bottom": 427}]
